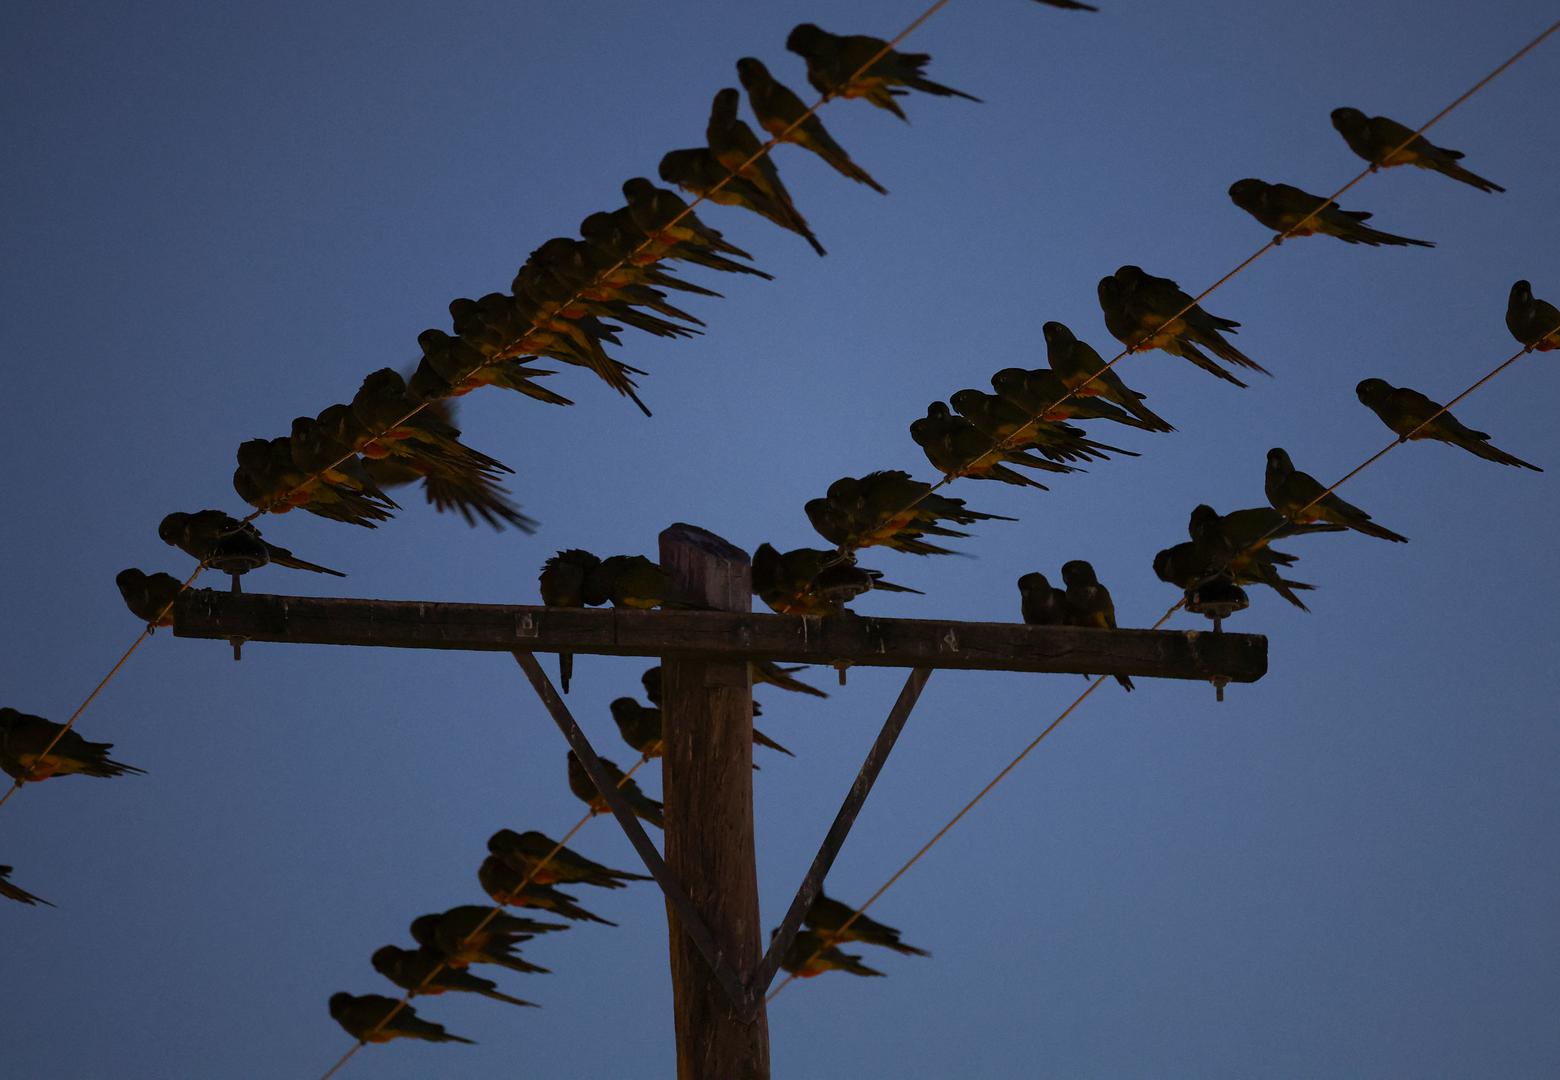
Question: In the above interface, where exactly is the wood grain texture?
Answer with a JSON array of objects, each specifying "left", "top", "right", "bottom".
[
  {"left": 173, "top": 593, "right": 1267, "bottom": 682},
  {"left": 658, "top": 525, "right": 771, "bottom": 1079}
]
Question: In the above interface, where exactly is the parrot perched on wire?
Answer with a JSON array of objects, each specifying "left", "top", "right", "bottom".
[
  {"left": 487, "top": 828, "right": 649, "bottom": 889},
  {"left": 1506, "top": 280, "right": 1560, "bottom": 351},
  {"left": 775, "top": 928, "right": 884, "bottom": 978},
  {"left": 803, "top": 891, "right": 930, "bottom": 956},
  {"left": 408, "top": 906, "right": 563, "bottom": 973},
  {"left": 566, "top": 751, "right": 664, "bottom": 829},
  {"left": 0, "top": 708, "right": 145, "bottom": 783},
  {"left": 1265, "top": 448, "right": 1408, "bottom": 542},
  {"left": 478, "top": 856, "right": 618, "bottom": 925},
  {"left": 114, "top": 568, "right": 182, "bottom": 629},
  {"left": 370, "top": 945, "right": 538, "bottom": 1008},
  {"left": 328, "top": 992, "right": 474, "bottom": 1045},
  {"left": 158, "top": 510, "right": 344, "bottom": 576},
  {"left": 1355, "top": 378, "right": 1540, "bottom": 470},
  {"left": 1098, "top": 265, "right": 1268, "bottom": 387},
  {"left": 659, "top": 146, "right": 827, "bottom": 256},
  {"left": 1330, "top": 108, "right": 1504, "bottom": 193},
  {"left": 912, "top": 401, "right": 1072, "bottom": 488},
  {"left": 1228, "top": 179, "right": 1435, "bottom": 247},
  {"left": 735, "top": 57, "right": 887, "bottom": 193},
  {"left": 752, "top": 543, "right": 920, "bottom": 617},
  {"left": 1042, "top": 321, "right": 1174, "bottom": 432},
  {"left": 785, "top": 23, "right": 980, "bottom": 121}
]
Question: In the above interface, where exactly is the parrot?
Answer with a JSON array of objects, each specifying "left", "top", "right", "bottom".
[
  {"left": 751, "top": 660, "right": 830, "bottom": 699},
  {"left": 361, "top": 452, "right": 537, "bottom": 533},
  {"left": 1228, "top": 179, "right": 1434, "bottom": 247},
  {"left": 0, "top": 865, "right": 54, "bottom": 906},
  {"left": 487, "top": 828, "right": 650, "bottom": 889},
  {"left": 566, "top": 751, "right": 664, "bottom": 829},
  {"left": 611, "top": 697, "right": 664, "bottom": 760},
  {"left": 525, "top": 235, "right": 711, "bottom": 323},
  {"left": 581, "top": 554, "right": 688, "bottom": 610},
  {"left": 981, "top": 370, "right": 1159, "bottom": 432},
  {"left": 647, "top": 661, "right": 827, "bottom": 702},
  {"left": 347, "top": 370, "right": 509, "bottom": 468},
  {"left": 584, "top": 202, "right": 771, "bottom": 284},
  {"left": 705, "top": 88, "right": 828, "bottom": 255},
  {"left": 1330, "top": 107, "right": 1504, "bottom": 193},
  {"left": 965, "top": 381, "right": 1136, "bottom": 464},
  {"left": 232, "top": 436, "right": 395, "bottom": 527},
  {"left": 804, "top": 891, "right": 930, "bottom": 956},
  {"left": 0, "top": 708, "right": 145, "bottom": 783},
  {"left": 735, "top": 57, "right": 887, "bottom": 193},
  {"left": 1505, "top": 280, "right": 1560, "bottom": 351},
  {"left": 642, "top": 661, "right": 764, "bottom": 721},
  {"left": 1059, "top": 560, "right": 1133, "bottom": 691},
  {"left": 1099, "top": 265, "right": 1268, "bottom": 386},
  {"left": 659, "top": 147, "right": 827, "bottom": 256},
  {"left": 478, "top": 856, "right": 618, "bottom": 925},
  {"left": 806, "top": 470, "right": 1015, "bottom": 556},
  {"left": 115, "top": 568, "right": 182, "bottom": 629},
  {"left": 1018, "top": 572, "right": 1069, "bottom": 626},
  {"left": 410, "top": 325, "right": 573, "bottom": 404},
  {"left": 158, "top": 510, "right": 344, "bottom": 577},
  {"left": 371, "top": 945, "right": 538, "bottom": 1007},
  {"left": 409, "top": 907, "right": 563, "bottom": 973},
  {"left": 1355, "top": 378, "right": 1539, "bottom": 470},
  {"left": 621, "top": 178, "right": 766, "bottom": 266},
  {"left": 513, "top": 251, "right": 702, "bottom": 342},
  {"left": 775, "top": 928, "right": 884, "bottom": 978},
  {"left": 539, "top": 549, "right": 603, "bottom": 692},
  {"left": 573, "top": 209, "right": 732, "bottom": 299},
  {"left": 785, "top": 23, "right": 980, "bottom": 120},
  {"left": 1042, "top": 321, "right": 1174, "bottom": 431},
  {"left": 328, "top": 992, "right": 474, "bottom": 1044},
  {"left": 612, "top": 694, "right": 792, "bottom": 764},
  {"left": 286, "top": 416, "right": 403, "bottom": 510},
  {"left": 1153, "top": 539, "right": 1317, "bottom": 614},
  {"left": 752, "top": 543, "right": 920, "bottom": 617},
  {"left": 912, "top": 401, "right": 1070, "bottom": 487},
  {"left": 1185, "top": 504, "right": 1334, "bottom": 611},
  {"left": 1265, "top": 448, "right": 1408, "bottom": 542}
]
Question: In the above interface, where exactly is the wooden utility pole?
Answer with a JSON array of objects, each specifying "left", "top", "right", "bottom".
[
  {"left": 172, "top": 523, "right": 1269, "bottom": 1080},
  {"left": 659, "top": 524, "right": 770, "bottom": 1079}
]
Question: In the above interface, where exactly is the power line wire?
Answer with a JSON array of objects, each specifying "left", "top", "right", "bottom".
[{"left": 0, "top": 563, "right": 206, "bottom": 811}]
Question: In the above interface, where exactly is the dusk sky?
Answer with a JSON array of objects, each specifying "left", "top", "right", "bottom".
[{"left": 3, "top": 1, "right": 1558, "bottom": 1077}]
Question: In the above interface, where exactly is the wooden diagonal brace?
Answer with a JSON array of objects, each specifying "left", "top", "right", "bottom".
[
  {"left": 511, "top": 650, "right": 751, "bottom": 1013},
  {"left": 751, "top": 666, "right": 932, "bottom": 996}
]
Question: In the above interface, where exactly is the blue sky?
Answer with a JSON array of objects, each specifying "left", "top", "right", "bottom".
[{"left": 3, "top": 1, "right": 1558, "bottom": 1077}]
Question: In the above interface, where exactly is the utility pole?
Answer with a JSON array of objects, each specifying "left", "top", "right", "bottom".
[
  {"left": 659, "top": 525, "right": 770, "bottom": 1078},
  {"left": 173, "top": 523, "right": 1267, "bottom": 1080}
]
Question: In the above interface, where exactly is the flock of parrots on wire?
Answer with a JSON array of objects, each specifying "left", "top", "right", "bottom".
[{"left": 7, "top": 1, "right": 1560, "bottom": 1056}]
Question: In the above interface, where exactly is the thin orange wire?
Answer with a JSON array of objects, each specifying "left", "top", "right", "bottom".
[{"left": 0, "top": 563, "right": 206, "bottom": 811}]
